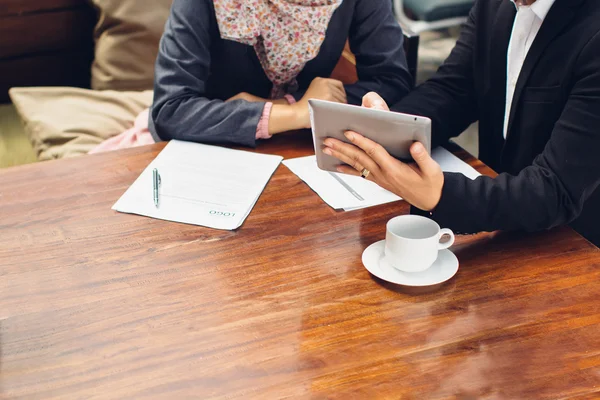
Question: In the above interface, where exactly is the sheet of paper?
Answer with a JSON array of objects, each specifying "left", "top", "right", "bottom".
[
  {"left": 431, "top": 146, "right": 481, "bottom": 180},
  {"left": 283, "top": 147, "right": 480, "bottom": 211},
  {"left": 113, "top": 140, "right": 282, "bottom": 230},
  {"left": 283, "top": 157, "right": 401, "bottom": 210}
]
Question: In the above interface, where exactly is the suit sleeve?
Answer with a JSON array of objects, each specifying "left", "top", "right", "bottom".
[
  {"left": 428, "top": 31, "right": 600, "bottom": 233},
  {"left": 391, "top": 1, "right": 480, "bottom": 147},
  {"left": 151, "top": 0, "right": 266, "bottom": 148}
]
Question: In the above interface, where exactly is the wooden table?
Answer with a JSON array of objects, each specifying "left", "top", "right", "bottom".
[{"left": 1, "top": 134, "right": 599, "bottom": 399}]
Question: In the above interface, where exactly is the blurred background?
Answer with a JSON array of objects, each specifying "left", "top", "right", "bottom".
[{"left": 0, "top": 0, "right": 476, "bottom": 169}]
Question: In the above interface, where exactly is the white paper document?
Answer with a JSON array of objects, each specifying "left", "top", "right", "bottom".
[
  {"left": 113, "top": 140, "right": 283, "bottom": 230},
  {"left": 282, "top": 147, "right": 480, "bottom": 211},
  {"left": 431, "top": 147, "right": 481, "bottom": 180}
]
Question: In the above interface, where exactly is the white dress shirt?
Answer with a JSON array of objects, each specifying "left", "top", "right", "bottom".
[{"left": 504, "top": 0, "right": 556, "bottom": 138}]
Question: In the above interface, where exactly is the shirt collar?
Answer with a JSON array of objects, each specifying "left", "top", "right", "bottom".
[{"left": 510, "top": 0, "right": 556, "bottom": 20}]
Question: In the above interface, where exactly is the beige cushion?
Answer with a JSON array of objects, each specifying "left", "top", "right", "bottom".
[
  {"left": 90, "top": 0, "right": 173, "bottom": 91},
  {"left": 9, "top": 87, "right": 153, "bottom": 160}
]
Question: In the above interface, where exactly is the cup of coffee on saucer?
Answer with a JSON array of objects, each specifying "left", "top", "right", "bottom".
[{"left": 362, "top": 215, "right": 459, "bottom": 287}]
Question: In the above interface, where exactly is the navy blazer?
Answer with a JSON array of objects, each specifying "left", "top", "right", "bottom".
[
  {"left": 150, "top": 0, "right": 412, "bottom": 147},
  {"left": 399, "top": 0, "right": 600, "bottom": 245}
]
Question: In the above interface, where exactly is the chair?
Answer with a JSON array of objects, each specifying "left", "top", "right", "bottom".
[{"left": 393, "top": 0, "right": 474, "bottom": 34}]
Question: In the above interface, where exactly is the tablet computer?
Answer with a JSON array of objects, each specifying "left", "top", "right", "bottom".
[{"left": 309, "top": 99, "right": 431, "bottom": 172}]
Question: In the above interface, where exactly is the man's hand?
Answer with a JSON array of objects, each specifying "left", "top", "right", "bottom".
[
  {"left": 362, "top": 91, "right": 390, "bottom": 111},
  {"left": 322, "top": 92, "right": 444, "bottom": 212}
]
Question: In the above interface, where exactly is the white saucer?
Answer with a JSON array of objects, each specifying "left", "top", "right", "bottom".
[{"left": 362, "top": 240, "right": 459, "bottom": 287}]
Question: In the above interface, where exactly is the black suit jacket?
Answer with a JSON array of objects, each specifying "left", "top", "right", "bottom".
[{"left": 394, "top": 0, "right": 600, "bottom": 245}]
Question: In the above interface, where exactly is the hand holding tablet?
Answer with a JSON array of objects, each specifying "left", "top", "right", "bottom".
[
  {"left": 309, "top": 99, "right": 432, "bottom": 173},
  {"left": 310, "top": 94, "right": 445, "bottom": 212}
]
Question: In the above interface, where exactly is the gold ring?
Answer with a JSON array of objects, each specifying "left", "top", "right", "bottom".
[{"left": 361, "top": 168, "right": 370, "bottom": 179}]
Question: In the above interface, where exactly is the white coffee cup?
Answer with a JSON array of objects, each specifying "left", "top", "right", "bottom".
[{"left": 384, "top": 215, "right": 455, "bottom": 273}]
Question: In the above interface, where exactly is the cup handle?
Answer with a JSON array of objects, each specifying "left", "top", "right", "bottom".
[{"left": 438, "top": 228, "right": 455, "bottom": 250}]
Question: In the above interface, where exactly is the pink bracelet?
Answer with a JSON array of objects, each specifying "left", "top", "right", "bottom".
[
  {"left": 256, "top": 102, "right": 274, "bottom": 140},
  {"left": 255, "top": 94, "right": 296, "bottom": 140}
]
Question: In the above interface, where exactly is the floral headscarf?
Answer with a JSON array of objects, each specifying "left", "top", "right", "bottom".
[{"left": 214, "top": 0, "right": 343, "bottom": 98}]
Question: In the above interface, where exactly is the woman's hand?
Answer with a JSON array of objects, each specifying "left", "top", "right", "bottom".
[
  {"left": 291, "top": 77, "right": 347, "bottom": 129},
  {"left": 228, "top": 78, "right": 346, "bottom": 135},
  {"left": 322, "top": 92, "right": 444, "bottom": 212},
  {"left": 226, "top": 92, "right": 289, "bottom": 105},
  {"left": 227, "top": 92, "right": 267, "bottom": 103}
]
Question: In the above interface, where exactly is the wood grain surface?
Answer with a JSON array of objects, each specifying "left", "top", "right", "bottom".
[{"left": 1, "top": 134, "right": 599, "bottom": 399}]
